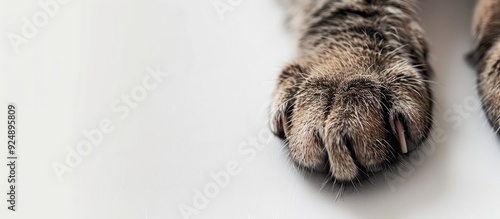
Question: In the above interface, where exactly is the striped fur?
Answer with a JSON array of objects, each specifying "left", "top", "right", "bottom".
[
  {"left": 270, "top": 0, "right": 434, "bottom": 187},
  {"left": 271, "top": 0, "right": 500, "bottom": 191},
  {"left": 470, "top": 0, "right": 500, "bottom": 132}
]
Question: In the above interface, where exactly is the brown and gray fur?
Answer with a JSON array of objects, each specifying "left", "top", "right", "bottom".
[
  {"left": 270, "top": 0, "right": 500, "bottom": 190},
  {"left": 270, "top": 0, "right": 434, "bottom": 187},
  {"left": 469, "top": 0, "right": 500, "bottom": 132}
]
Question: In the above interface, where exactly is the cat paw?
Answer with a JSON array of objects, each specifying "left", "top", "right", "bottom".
[
  {"left": 270, "top": 61, "right": 433, "bottom": 184},
  {"left": 475, "top": 47, "right": 500, "bottom": 131}
]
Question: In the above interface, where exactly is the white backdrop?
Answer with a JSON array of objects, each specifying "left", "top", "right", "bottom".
[{"left": 1, "top": 0, "right": 500, "bottom": 218}]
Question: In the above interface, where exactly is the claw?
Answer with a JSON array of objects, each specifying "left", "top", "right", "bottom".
[{"left": 395, "top": 120, "right": 408, "bottom": 154}]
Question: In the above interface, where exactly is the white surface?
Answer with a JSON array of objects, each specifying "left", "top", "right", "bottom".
[{"left": 1, "top": 0, "right": 500, "bottom": 218}]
